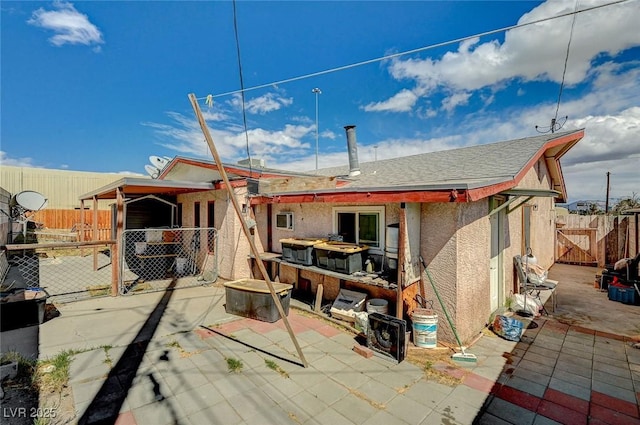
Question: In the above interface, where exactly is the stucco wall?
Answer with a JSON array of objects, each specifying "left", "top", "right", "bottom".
[
  {"left": 455, "top": 201, "right": 492, "bottom": 342},
  {"left": 515, "top": 159, "right": 558, "bottom": 269},
  {"left": 261, "top": 203, "right": 403, "bottom": 254},
  {"left": 420, "top": 203, "right": 459, "bottom": 343},
  {"left": 178, "top": 186, "right": 258, "bottom": 280}
]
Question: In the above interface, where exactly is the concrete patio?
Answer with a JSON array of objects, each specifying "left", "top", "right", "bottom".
[{"left": 1, "top": 263, "right": 639, "bottom": 424}]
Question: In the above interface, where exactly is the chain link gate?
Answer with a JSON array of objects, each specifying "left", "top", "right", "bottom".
[
  {"left": 120, "top": 227, "right": 218, "bottom": 295},
  {"left": 5, "top": 243, "right": 114, "bottom": 304}
]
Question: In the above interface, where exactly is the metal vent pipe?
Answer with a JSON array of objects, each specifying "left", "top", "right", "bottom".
[{"left": 344, "top": 125, "right": 361, "bottom": 177}]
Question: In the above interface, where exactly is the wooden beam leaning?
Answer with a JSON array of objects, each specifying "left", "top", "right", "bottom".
[{"left": 188, "top": 93, "right": 308, "bottom": 368}]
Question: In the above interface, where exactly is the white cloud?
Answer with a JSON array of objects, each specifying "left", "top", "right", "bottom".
[
  {"left": 28, "top": 1, "right": 104, "bottom": 48},
  {"left": 441, "top": 92, "right": 471, "bottom": 113},
  {"left": 379, "top": 0, "right": 640, "bottom": 114},
  {"left": 0, "top": 151, "right": 38, "bottom": 167},
  {"left": 229, "top": 93, "right": 293, "bottom": 115},
  {"left": 320, "top": 129, "right": 337, "bottom": 140},
  {"left": 143, "top": 111, "right": 314, "bottom": 164},
  {"left": 362, "top": 89, "right": 418, "bottom": 112}
]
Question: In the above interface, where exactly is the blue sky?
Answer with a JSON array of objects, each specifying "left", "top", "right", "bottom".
[{"left": 1, "top": 0, "right": 639, "bottom": 204}]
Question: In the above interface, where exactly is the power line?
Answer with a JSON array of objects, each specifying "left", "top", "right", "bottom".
[
  {"left": 199, "top": 0, "right": 631, "bottom": 100},
  {"left": 231, "top": 0, "right": 252, "bottom": 173}
]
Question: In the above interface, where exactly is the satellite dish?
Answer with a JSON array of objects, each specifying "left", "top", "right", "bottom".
[
  {"left": 149, "top": 155, "right": 170, "bottom": 170},
  {"left": 12, "top": 190, "right": 48, "bottom": 212},
  {"left": 10, "top": 190, "right": 48, "bottom": 221},
  {"left": 145, "top": 164, "right": 160, "bottom": 179}
]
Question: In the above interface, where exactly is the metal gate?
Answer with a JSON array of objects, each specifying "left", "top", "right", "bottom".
[{"left": 120, "top": 227, "right": 218, "bottom": 295}]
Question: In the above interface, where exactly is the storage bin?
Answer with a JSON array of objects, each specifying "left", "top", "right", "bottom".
[
  {"left": 313, "top": 242, "right": 368, "bottom": 274},
  {"left": 279, "top": 238, "right": 325, "bottom": 266},
  {"left": 608, "top": 285, "right": 639, "bottom": 305},
  {"left": 224, "top": 279, "right": 293, "bottom": 322},
  {"left": 0, "top": 289, "right": 48, "bottom": 331}
]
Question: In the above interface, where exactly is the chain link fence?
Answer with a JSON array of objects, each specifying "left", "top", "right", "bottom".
[
  {"left": 4, "top": 243, "right": 114, "bottom": 304},
  {"left": 120, "top": 227, "right": 218, "bottom": 295},
  {"left": 2, "top": 227, "right": 218, "bottom": 304}
]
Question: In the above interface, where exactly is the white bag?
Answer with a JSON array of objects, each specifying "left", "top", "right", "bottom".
[{"left": 513, "top": 293, "right": 542, "bottom": 316}]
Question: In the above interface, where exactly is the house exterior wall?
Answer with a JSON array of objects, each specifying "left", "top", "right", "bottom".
[
  {"left": 178, "top": 186, "right": 258, "bottom": 280},
  {"left": 455, "top": 201, "right": 492, "bottom": 342},
  {"left": 420, "top": 202, "right": 459, "bottom": 343},
  {"left": 515, "top": 159, "right": 558, "bottom": 269},
  {"left": 420, "top": 201, "right": 493, "bottom": 344},
  {"left": 263, "top": 203, "right": 403, "bottom": 254},
  {"left": 244, "top": 159, "right": 561, "bottom": 344},
  {"left": 418, "top": 158, "right": 559, "bottom": 344}
]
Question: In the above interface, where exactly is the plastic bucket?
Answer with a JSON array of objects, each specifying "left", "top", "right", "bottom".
[
  {"left": 134, "top": 242, "right": 147, "bottom": 254},
  {"left": 412, "top": 308, "right": 438, "bottom": 348},
  {"left": 367, "top": 298, "right": 389, "bottom": 314},
  {"left": 176, "top": 257, "right": 188, "bottom": 274}
]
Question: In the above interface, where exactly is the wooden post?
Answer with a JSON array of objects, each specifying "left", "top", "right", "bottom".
[
  {"left": 314, "top": 283, "right": 324, "bottom": 313},
  {"left": 396, "top": 205, "right": 406, "bottom": 319},
  {"left": 93, "top": 196, "right": 99, "bottom": 271},
  {"left": 189, "top": 93, "right": 308, "bottom": 367},
  {"left": 111, "top": 187, "right": 123, "bottom": 297}
]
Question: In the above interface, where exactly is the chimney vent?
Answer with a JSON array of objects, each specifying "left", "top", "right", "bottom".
[{"left": 344, "top": 125, "right": 361, "bottom": 177}]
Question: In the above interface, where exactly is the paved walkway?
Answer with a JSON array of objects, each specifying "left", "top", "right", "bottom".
[{"left": 4, "top": 281, "right": 640, "bottom": 424}]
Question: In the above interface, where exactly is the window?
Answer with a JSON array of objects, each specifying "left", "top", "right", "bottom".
[
  {"left": 275, "top": 212, "right": 294, "bottom": 231},
  {"left": 333, "top": 206, "right": 384, "bottom": 252}
]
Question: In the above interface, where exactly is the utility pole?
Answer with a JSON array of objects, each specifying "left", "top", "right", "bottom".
[{"left": 605, "top": 171, "right": 611, "bottom": 214}]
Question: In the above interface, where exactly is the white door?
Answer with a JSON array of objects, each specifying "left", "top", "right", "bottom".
[{"left": 490, "top": 210, "right": 504, "bottom": 312}]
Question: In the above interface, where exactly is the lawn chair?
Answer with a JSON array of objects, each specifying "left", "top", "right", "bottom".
[{"left": 514, "top": 254, "right": 558, "bottom": 313}]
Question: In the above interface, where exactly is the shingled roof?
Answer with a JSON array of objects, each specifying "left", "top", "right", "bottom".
[
  {"left": 250, "top": 129, "right": 584, "bottom": 204},
  {"left": 317, "top": 130, "right": 581, "bottom": 191}
]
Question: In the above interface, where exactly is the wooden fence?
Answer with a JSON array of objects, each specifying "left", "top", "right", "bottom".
[
  {"left": 556, "top": 214, "right": 638, "bottom": 267},
  {"left": 27, "top": 209, "right": 112, "bottom": 242},
  {"left": 30, "top": 209, "right": 111, "bottom": 230}
]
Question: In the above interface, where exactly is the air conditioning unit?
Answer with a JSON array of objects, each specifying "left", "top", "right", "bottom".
[{"left": 275, "top": 212, "right": 294, "bottom": 231}]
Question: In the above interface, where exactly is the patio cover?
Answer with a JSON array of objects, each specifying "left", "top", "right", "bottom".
[{"left": 79, "top": 177, "right": 215, "bottom": 201}]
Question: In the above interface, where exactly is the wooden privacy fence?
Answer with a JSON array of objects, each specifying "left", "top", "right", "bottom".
[
  {"left": 556, "top": 214, "right": 638, "bottom": 267},
  {"left": 30, "top": 209, "right": 111, "bottom": 230}
]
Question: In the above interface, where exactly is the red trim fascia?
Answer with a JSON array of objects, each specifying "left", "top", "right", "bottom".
[
  {"left": 159, "top": 158, "right": 299, "bottom": 180},
  {"left": 466, "top": 180, "right": 516, "bottom": 202},
  {"left": 214, "top": 180, "right": 247, "bottom": 190},
  {"left": 250, "top": 189, "right": 468, "bottom": 205},
  {"left": 512, "top": 130, "right": 584, "bottom": 188}
]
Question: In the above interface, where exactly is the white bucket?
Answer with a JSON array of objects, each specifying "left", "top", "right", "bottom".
[
  {"left": 134, "top": 242, "right": 147, "bottom": 255},
  {"left": 412, "top": 308, "right": 438, "bottom": 348},
  {"left": 176, "top": 257, "right": 188, "bottom": 274},
  {"left": 367, "top": 298, "right": 389, "bottom": 315}
]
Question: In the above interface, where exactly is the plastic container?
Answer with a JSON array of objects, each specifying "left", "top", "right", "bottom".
[
  {"left": 0, "top": 289, "right": 48, "bottom": 331},
  {"left": 411, "top": 308, "right": 438, "bottom": 348},
  {"left": 280, "top": 238, "right": 324, "bottom": 266},
  {"left": 367, "top": 298, "right": 389, "bottom": 314},
  {"left": 224, "top": 279, "right": 293, "bottom": 322},
  {"left": 176, "top": 257, "right": 188, "bottom": 275},
  {"left": 608, "top": 285, "right": 639, "bottom": 305},
  {"left": 314, "top": 242, "right": 368, "bottom": 274}
]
